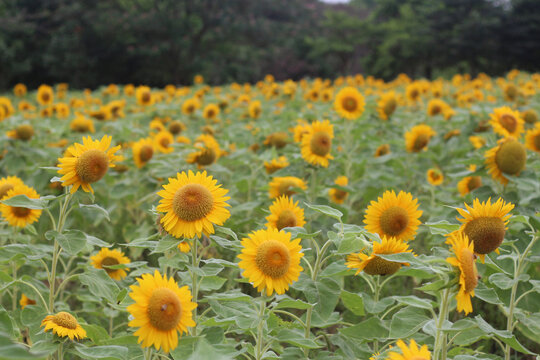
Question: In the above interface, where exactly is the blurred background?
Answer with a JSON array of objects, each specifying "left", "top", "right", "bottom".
[{"left": 0, "top": 0, "right": 539, "bottom": 89}]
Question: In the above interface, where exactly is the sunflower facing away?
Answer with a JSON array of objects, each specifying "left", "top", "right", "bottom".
[
  {"left": 457, "top": 176, "right": 482, "bottom": 196},
  {"left": 6, "top": 124, "right": 34, "bottom": 141},
  {"left": 268, "top": 176, "right": 307, "bottom": 199},
  {"left": 57, "top": 135, "right": 121, "bottom": 194},
  {"left": 157, "top": 170, "right": 230, "bottom": 239},
  {"left": 364, "top": 190, "right": 422, "bottom": 242},
  {"left": 90, "top": 248, "right": 130, "bottom": 280},
  {"left": 127, "top": 270, "right": 196, "bottom": 353},
  {"left": 265, "top": 195, "right": 305, "bottom": 231},
  {"left": 300, "top": 120, "right": 334, "bottom": 167},
  {"left": 334, "top": 86, "right": 365, "bottom": 120},
  {"left": 446, "top": 232, "right": 478, "bottom": 315},
  {"left": 346, "top": 236, "right": 413, "bottom": 276},
  {"left": 489, "top": 106, "right": 524, "bottom": 138},
  {"left": 525, "top": 123, "right": 540, "bottom": 153},
  {"left": 0, "top": 184, "right": 42, "bottom": 228},
  {"left": 238, "top": 228, "right": 303, "bottom": 296},
  {"left": 132, "top": 138, "right": 155, "bottom": 168},
  {"left": 386, "top": 339, "right": 431, "bottom": 360},
  {"left": 41, "top": 312, "right": 87, "bottom": 340},
  {"left": 484, "top": 137, "right": 526, "bottom": 185},
  {"left": 405, "top": 124, "right": 436, "bottom": 153},
  {"left": 329, "top": 175, "right": 349, "bottom": 204}
]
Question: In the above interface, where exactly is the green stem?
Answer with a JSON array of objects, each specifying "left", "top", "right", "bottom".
[
  {"left": 433, "top": 288, "right": 451, "bottom": 360},
  {"left": 144, "top": 347, "right": 153, "bottom": 360},
  {"left": 12, "top": 262, "right": 17, "bottom": 311},
  {"left": 190, "top": 238, "right": 199, "bottom": 336},
  {"left": 255, "top": 296, "right": 266, "bottom": 360},
  {"left": 373, "top": 276, "right": 381, "bottom": 353},
  {"left": 58, "top": 342, "right": 63, "bottom": 360}
]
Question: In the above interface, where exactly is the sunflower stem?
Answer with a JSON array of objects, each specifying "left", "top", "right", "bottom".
[
  {"left": 255, "top": 295, "right": 267, "bottom": 360},
  {"left": 433, "top": 288, "right": 451, "bottom": 360},
  {"left": 372, "top": 276, "right": 381, "bottom": 353},
  {"left": 190, "top": 237, "right": 199, "bottom": 336},
  {"left": 143, "top": 347, "right": 153, "bottom": 360}
]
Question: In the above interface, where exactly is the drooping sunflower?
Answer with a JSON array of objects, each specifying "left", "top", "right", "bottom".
[
  {"left": 334, "top": 87, "right": 365, "bottom": 120},
  {"left": 364, "top": 190, "right": 422, "bottom": 242},
  {"left": 374, "top": 144, "right": 391, "bottom": 157},
  {"left": 136, "top": 86, "right": 153, "bottom": 106},
  {"left": 346, "top": 236, "right": 413, "bottom": 276},
  {"left": 57, "top": 135, "right": 121, "bottom": 194},
  {"left": 19, "top": 294, "right": 36, "bottom": 309},
  {"left": 264, "top": 156, "right": 290, "bottom": 174},
  {"left": 377, "top": 92, "right": 398, "bottom": 120},
  {"left": 484, "top": 137, "right": 526, "bottom": 185},
  {"left": 238, "top": 228, "right": 303, "bottom": 296},
  {"left": 157, "top": 170, "right": 230, "bottom": 239},
  {"left": 489, "top": 106, "right": 524, "bottom": 138},
  {"left": 186, "top": 134, "right": 221, "bottom": 168},
  {"left": 443, "top": 129, "right": 461, "bottom": 141},
  {"left": 132, "top": 138, "right": 155, "bottom": 168},
  {"left": 6, "top": 124, "right": 34, "bottom": 141},
  {"left": 0, "top": 184, "right": 42, "bottom": 228},
  {"left": 268, "top": 176, "right": 307, "bottom": 199},
  {"left": 405, "top": 124, "right": 436, "bottom": 153},
  {"left": 202, "top": 103, "right": 220, "bottom": 120},
  {"left": 265, "top": 195, "right": 305, "bottom": 231},
  {"left": 386, "top": 339, "right": 431, "bottom": 360},
  {"left": 41, "top": 312, "right": 87, "bottom": 340},
  {"left": 329, "top": 176, "right": 349, "bottom": 204},
  {"left": 127, "top": 271, "right": 196, "bottom": 353},
  {"left": 264, "top": 132, "right": 289, "bottom": 149},
  {"left": 525, "top": 123, "right": 540, "bottom": 153},
  {"left": 70, "top": 114, "right": 95, "bottom": 133},
  {"left": 90, "top": 248, "right": 130, "bottom": 280},
  {"left": 446, "top": 232, "right": 478, "bottom": 315},
  {"left": 300, "top": 120, "right": 334, "bottom": 167},
  {"left": 37, "top": 84, "right": 54, "bottom": 105},
  {"left": 153, "top": 131, "right": 175, "bottom": 154},
  {"left": 426, "top": 168, "right": 444, "bottom": 186},
  {"left": 456, "top": 197, "right": 514, "bottom": 257}
]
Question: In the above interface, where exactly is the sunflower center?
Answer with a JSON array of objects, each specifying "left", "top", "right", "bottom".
[
  {"left": 41, "top": 92, "right": 51, "bottom": 102},
  {"left": 139, "top": 145, "right": 154, "bottom": 162},
  {"left": 276, "top": 210, "right": 298, "bottom": 230},
  {"left": 12, "top": 206, "right": 31, "bottom": 218},
  {"left": 534, "top": 134, "right": 540, "bottom": 151},
  {"left": 101, "top": 256, "right": 119, "bottom": 274},
  {"left": 364, "top": 256, "right": 402, "bottom": 276},
  {"left": 168, "top": 122, "right": 183, "bottom": 135},
  {"left": 467, "top": 177, "right": 482, "bottom": 192},
  {"left": 310, "top": 132, "right": 331, "bottom": 156},
  {"left": 207, "top": 109, "right": 215, "bottom": 118},
  {"left": 463, "top": 217, "right": 506, "bottom": 254},
  {"left": 410, "top": 89, "right": 419, "bottom": 99},
  {"left": 16, "top": 125, "right": 34, "bottom": 141},
  {"left": 147, "top": 288, "right": 182, "bottom": 331},
  {"left": 76, "top": 149, "right": 109, "bottom": 184},
  {"left": 379, "top": 206, "right": 409, "bottom": 236},
  {"left": 333, "top": 189, "right": 348, "bottom": 200},
  {"left": 186, "top": 105, "right": 195, "bottom": 113},
  {"left": 431, "top": 105, "right": 442, "bottom": 115},
  {"left": 505, "top": 85, "right": 517, "bottom": 99},
  {"left": 460, "top": 247, "right": 478, "bottom": 293},
  {"left": 383, "top": 98, "right": 397, "bottom": 116},
  {"left": 172, "top": 183, "right": 214, "bottom": 222},
  {"left": 278, "top": 180, "right": 297, "bottom": 197},
  {"left": 255, "top": 240, "right": 291, "bottom": 278},
  {"left": 196, "top": 148, "right": 217, "bottom": 166},
  {"left": 142, "top": 92, "right": 151, "bottom": 103},
  {"left": 500, "top": 114, "right": 517, "bottom": 133},
  {"left": 159, "top": 137, "right": 170, "bottom": 148},
  {"left": 52, "top": 312, "right": 78, "bottom": 330},
  {"left": 410, "top": 357, "right": 429, "bottom": 360},
  {"left": 495, "top": 140, "right": 526, "bottom": 175},
  {"left": 412, "top": 134, "right": 429, "bottom": 152},
  {"left": 0, "top": 184, "right": 14, "bottom": 200},
  {"left": 342, "top": 97, "right": 357, "bottom": 112}
]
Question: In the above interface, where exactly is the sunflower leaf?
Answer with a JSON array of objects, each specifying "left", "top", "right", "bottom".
[
  {"left": 0, "top": 194, "right": 49, "bottom": 210},
  {"left": 305, "top": 203, "right": 343, "bottom": 220}
]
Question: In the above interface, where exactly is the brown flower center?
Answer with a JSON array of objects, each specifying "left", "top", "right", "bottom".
[
  {"left": 168, "top": 121, "right": 183, "bottom": 135},
  {"left": 376, "top": 144, "right": 390, "bottom": 157},
  {"left": 333, "top": 189, "right": 348, "bottom": 201},
  {"left": 431, "top": 105, "right": 442, "bottom": 115},
  {"left": 196, "top": 148, "right": 217, "bottom": 166},
  {"left": 500, "top": 114, "right": 517, "bottom": 133},
  {"left": 276, "top": 210, "right": 298, "bottom": 230},
  {"left": 310, "top": 131, "right": 331, "bottom": 156},
  {"left": 16, "top": 125, "right": 34, "bottom": 141},
  {"left": 523, "top": 110, "right": 538, "bottom": 124},
  {"left": 380, "top": 206, "right": 409, "bottom": 236},
  {"left": 383, "top": 98, "right": 397, "bottom": 116},
  {"left": 0, "top": 184, "right": 14, "bottom": 200},
  {"left": 412, "top": 134, "right": 429, "bottom": 152},
  {"left": 364, "top": 256, "right": 402, "bottom": 276},
  {"left": 76, "top": 149, "right": 109, "bottom": 184},
  {"left": 460, "top": 247, "right": 478, "bottom": 292},
  {"left": 505, "top": 85, "right": 517, "bottom": 99},
  {"left": 147, "top": 288, "right": 182, "bottom": 331},
  {"left": 41, "top": 92, "right": 51, "bottom": 102},
  {"left": 467, "top": 177, "right": 482, "bottom": 192},
  {"left": 186, "top": 105, "right": 195, "bottom": 114},
  {"left": 101, "top": 256, "right": 119, "bottom": 274},
  {"left": 206, "top": 109, "right": 215, "bottom": 118},
  {"left": 277, "top": 180, "right": 298, "bottom": 197},
  {"left": 410, "top": 357, "right": 429, "bottom": 360},
  {"left": 141, "top": 91, "right": 151, "bottom": 103},
  {"left": 12, "top": 206, "right": 31, "bottom": 218},
  {"left": 269, "top": 133, "right": 288, "bottom": 149},
  {"left": 52, "top": 312, "right": 78, "bottom": 330},
  {"left": 410, "top": 89, "right": 419, "bottom": 99},
  {"left": 495, "top": 140, "right": 526, "bottom": 175},
  {"left": 463, "top": 217, "right": 506, "bottom": 254},
  {"left": 255, "top": 240, "right": 291, "bottom": 278},
  {"left": 139, "top": 145, "right": 154, "bottom": 162},
  {"left": 342, "top": 97, "right": 358, "bottom": 112},
  {"left": 172, "top": 183, "right": 213, "bottom": 222},
  {"left": 534, "top": 134, "right": 540, "bottom": 151}
]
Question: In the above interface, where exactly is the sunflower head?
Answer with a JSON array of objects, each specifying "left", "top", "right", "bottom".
[
  {"left": 405, "top": 124, "right": 436, "bottom": 153},
  {"left": 522, "top": 109, "right": 538, "bottom": 124},
  {"left": 346, "top": 236, "right": 413, "bottom": 276},
  {"left": 525, "top": 123, "right": 540, "bottom": 153},
  {"left": 132, "top": 138, "right": 155, "bottom": 168},
  {"left": 90, "top": 248, "right": 130, "bottom": 280},
  {"left": 19, "top": 294, "right": 36, "bottom": 309},
  {"left": 329, "top": 176, "right": 349, "bottom": 204},
  {"left": 300, "top": 120, "right": 334, "bottom": 167},
  {"left": 41, "top": 312, "right": 87, "bottom": 340},
  {"left": 264, "top": 132, "right": 289, "bottom": 149},
  {"left": 427, "top": 168, "right": 444, "bottom": 186},
  {"left": 446, "top": 232, "right": 478, "bottom": 315},
  {"left": 11, "top": 124, "right": 34, "bottom": 141},
  {"left": 489, "top": 107, "right": 524, "bottom": 138},
  {"left": 387, "top": 339, "right": 431, "bottom": 360},
  {"left": 0, "top": 184, "right": 42, "bottom": 228},
  {"left": 265, "top": 195, "right": 305, "bottom": 231},
  {"left": 457, "top": 176, "right": 482, "bottom": 196},
  {"left": 37, "top": 84, "right": 54, "bottom": 105},
  {"left": 168, "top": 120, "right": 186, "bottom": 135},
  {"left": 377, "top": 92, "right": 397, "bottom": 120},
  {"left": 334, "top": 87, "right": 365, "bottom": 120},
  {"left": 374, "top": 144, "right": 390, "bottom": 157},
  {"left": 264, "top": 156, "right": 290, "bottom": 174},
  {"left": 0, "top": 176, "right": 24, "bottom": 200},
  {"left": 484, "top": 137, "right": 526, "bottom": 185},
  {"left": 268, "top": 176, "right": 307, "bottom": 199}
]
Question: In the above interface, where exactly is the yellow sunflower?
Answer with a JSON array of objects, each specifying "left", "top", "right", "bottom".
[
  {"left": 202, "top": 103, "right": 220, "bottom": 120},
  {"left": 484, "top": 137, "right": 526, "bottom": 185},
  {"left": 182, "top": 98, "right": 200, "bottom": 115},
  {"left": 265, "top": 195, "right": 305, "bottom": 231},
  {"left": 522, "top": 109, "right": 538, "bottom": 124},
  {"left": 238, "top": 228, "right": 303, "bottom": 296},
  {"left": 426, "top": 168, "right": 444, "bottom": 186},
  {"left": 457, "top": 176, "right": 482, "bottom": 196},
  {"left": 346, "top": 236, "right": 413, "bottom": 276},
  {"left": 37, "top": 84, "right": 54, "bottom": 105},
  {"left": 386, "top": 339, "right": 431, "bottom": 360},
  {"left": 132, "top": 138, "right": 155, "bottom": 168},
  {"left": 268, "top": 176, "right": 307, "bottom": 199},
  {"left": 156, "top": 170, "right": 230, "bottom": 239},
  {"left": 20, "top": 294, "right": 36, "bottom": 309},
  {"left": 57, "top": 135, "right": 121, "bottom": 194},
  {"left": 264, "top": 156, "right": 290, "bottom": 174},
  {"left": 446, "top": 232, "right": 478, "bottom": 315},
  {"left": 136, "top": 86, "right": 153, "bottom": 106},
  {"left": 329, "top": 176, "right": 348, "bottom": 204},
  {"left": 264, "top": 132, "right": 289, "bottom": 149},
  {"left": 374, "top": 144, "right": 391, "bottom": 157},
  {"left": 426, "top": 98, "right": 448, "bottom": 117},
  {"left": 178, "top": 241, "right": 191, "bottom": 253},
  {"left": 90, "top": 248, "right": 130, "bottom": 280},
  {"left": 456, "top": 197, "right": 514, "bottom": 257},
  {"left": 248, "top": 100, "right": 262, "bottom": 118},
  {"left": 153, "top": 131, "right": 175, "bottom": 154},
  {"left": 292, "top": 120, "right": 310, "bottom": 143},
  {"left": 0, "top": 184, "right": 42, "bottom": 228},
  {"left": 41, "top": 312, "right": 87, "bottom": 340},
  {"left": 14, "top": 83, "right": 27, "bottom": 97},
  {"left": 489, "top": 106, "right": 524, "bottom": 138},
  {"left": 127, "top": 271, "right": 196, "bottom": 353},
  {"left": 70, "top": 114, "right": 95, "bottom": 133},
  {"left": 377, "top": 92, "right": 398, "bottom": 120},
  {"left": 405, "top": 83, "right": 422, "bottom": 103},
  {"left": 168, "top": 120, "right": 186, "bottom": 135},
  {"left": 6, "top": 124, "right": 34, "bottom": 141},
  {"left": 186, "top": 134, "right": 221, "bottom": 168},
  {"left": 525, "top": 123, "right": 540, "bottom": 153},
  {"left": 334, "top": 87, "right": 365, "bottom": 120},
  {"left": 300, "top": 120, "right": 334, "bottom": 167},
  {"left": 364, "top": 190, "right": 422, "bottom": 242},
  {"left": 405, "top": 124, "right": 436, "bottom": 153},
  {"left": 469, "top": 135, "right": 486, "bottom": 149}
]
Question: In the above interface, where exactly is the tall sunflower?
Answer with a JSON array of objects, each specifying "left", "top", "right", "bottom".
[
  {"left": 364, "top": 190, "right": 422, "bottom": 242},
  {"left": 268, "top": 176, "right": 307, "bottom": 199},
  {"left": 329, "top": 176, "right": 349, "bottom": 204},
  {"left": 132, "top": 138, "right": 155, "bottom": 168},
  {"left": 489, "top": 106, "right": 524, "bottom": 138},
  {"left": 182, "top": 98, "right": 200, "bottom": 115},
  {"left": 346, "top": 236, "right": 413, "bottom": 276},
  {"left": 377, "top": 92, "right": 397, "bottom": 120},
  {"left": 300, "top": 120, "right": 334, "bottom": 167},
  {"left": 57, "top": 135, "right": 121, "bottom": 194},
  {"left": 386, "top": 339, "right": 431, "bottom": 360},
  {"left": 156, "top": 170, "right": 230, "bottom": 239},
  {"left": 186, "top": 134, "right": 221, "bottom": 168},
  {"left": 334, "top": 87, "right": 365, "bottom": 120},
  {"left": 405, "top": 124, "right": 436, "bottom": 153},
  {"left": 265, "top": 195, "right": 305, "bottom": 231},
  {"left": 446, "top": 232, "right": 478, "bottom": 315},
  {"left": 41, "top": 312, "right": 87, "bottom": 340},
  {"left": 484, "top": 137, "right": 526, "bottom": 185},
  {"left": 0, "top": 184, "right": 42, "bottom": 228},
  {"left": 127, "top": 271, "right": 196, "bottom": 353},
  {"left": 525, "top": 123, "right": 540, "bottom": 153},
  {"left": 238, "top": 228, "right": 303, "bottom": 296},
  {"left": 90, "top": 248, "right": 130, "bottom": 280}
]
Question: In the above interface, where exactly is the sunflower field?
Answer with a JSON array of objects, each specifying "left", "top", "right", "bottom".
[{"left": 1, "top": 71, "right": 540, "bottom": 360}]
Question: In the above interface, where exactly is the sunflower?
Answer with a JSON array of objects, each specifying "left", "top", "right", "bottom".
[
  {"left": 203, "top": 104, "right": 220, "bottom": 120},
  {"left": 456, "top": 197, "right": 514, "bottom": 257},
  {"left": 157, "top": 170, "right": 230, "bottom": 239},
  {"left": 329, "top": 176, "right": 348, "bottom": 204},
  {"left": 238, "top": 228, "right": 303, "bottom": 296},
  {"left": 90, "top": 248, "right": 130, "bottom": 280},
  {"left": 292, "top": 120, "right": 310, "bottom": 143},
  {"left": 426, "top": 168, "right": 444, "bottom": 186},
  {"left": 127, "top": 271, "right": 196, "bottom": 353},
  {"left": 484, "top": 137, "right": 526, "bottom": 185},
  {"left": 405, "top": 83, "right": 422, "bottom": 103},
  {"left": 268, "top": 176, "right": 307, "bottom": 199},
  {"left": 469, "top": 135, "right": 485, "bottom": 149},
  {"left": 377, "top": 92, "right": 397, "bottom": 120},
  {"left": 525, "top": 123, "right": 540, "bottom": 153},
  {"left": 132, "top": 138, "right": 155, "bottom": 168},
  {"left": 503, "top": 83, "right": 518, "bottom": 101},
  {"left": 37, "top": 84, "right": 54, "bottom": 105},
  {"left": 6, "top": 124, "right": 34, "bottom": 141},
  {"left": 300, "top": 120, "right": 334, "bottom": 167},
  {"left": 186, "top": 134, "right": 221, "bottom": 168},
  {"left": 265, "top": 195, "right": 305, "bottom": 231},
  {"left": 443, "top": 129, "right": 461, "bottom": 140},
  {"left": 346, "top": 236, "right": 412, "bottom": 276},
  {"left": 386, "top": 339, "right": 431, "bottom": 360},
  {"left": 522, "top": 109, "right": 538, "bottom": 124},
  {"left": 0, "top": 184, "right": 42, "bottom": 228},
  {"left": 20, "top": 294, "right": 36, "bottom": 309},
  {"left": 457, "top": 176, "right": 482, "bottom": 196},
  {"left": 264, "top": 132, "right": 289, "bottom": 149},
  {"left": 136, "top": 86, "right": 153, "bottom": 106},
  {"left": 153, "top": 131, "right": 175, "bottom": 154},
  {"left": 168, "top": 120, "right": 186, "bottom": 135},
  {"left": 489, "top": 106, "right": 524, "bottom": 138},
  {"left": 178, "top": 241, "right": 191, "bottom": 253},
  {"left": 334, "top": 87, "right": 365, "bottom": 120},
  {"left": 264, "top": 156, "right": 290, "bottom": 174},
  {"left": 70, "top": 114, "right": 95, "bottom": 133},
  {"left": 426, "top": 98, "right": 448, "bottom": 117},
  {"left": 249, "top": 100, "right": 262, "bottom": 118},
  {"left": 57, "top": 135, "right": 121, "bottom": 194},
  {"left": 182, "top": 98, "right": 200, "bottom": 115},
  {"left": 405, "top": 124, "right": 436, "bottom": 153},
  {"left": 14, "top": 83, "right": 27, "bottom": 97},
  {"left": 364, "top": 190, "right": 422, "bottom": 242},
  {"left": 374, "top": 144, "right": 390, "bottom": 157},
  {"left": 41, "top": 312, "right": 87, "bottom": 340}
]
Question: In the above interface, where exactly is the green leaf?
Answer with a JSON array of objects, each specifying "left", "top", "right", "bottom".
[
  {"left": 474, "top": 283, "right": 503, "bottom": 305},
  {"left": 341, "top": 291, "right": 365, "bottom": 316},
  {"left": 73, "top": 344, "right": 128, "bottom": 360},
  {"left": 0, "top": 195, "right": 50, "bottom": 210},
  {"left": 200, "top": 276, "right": 227, "bottom": 291},
  {"left": 45, "top": 230, "right": 87, "bottom": 255},
  {"left": 339, "top": 317, "right": 389, "bottom": 340},
  {"left": 305, "top": 203, "right": 343, "bottom": 220},
  {"left": 0, "top": 310, "right": 15, "bottom": 338},
  {"left": 424, "top": 220, "right": 460, "bottom": 235},
  {"left": 275, "top": 329, "right": 321, "bottom": 349},
  {"left": 79, "top": 203, "right": 110, "bottom": 221},
  {"left": 475, "top": 315, "right": 534, "bottom": 354},
  {"left": 103, "top": 261, "right": 146, "bottom": 270},
  {"left": 152, "top": 236, "right": 180, "bottom": 254},
  {"left": 392, "top": 295, "right": 433, "bottom": 310},
  {"left": 0, "top": 333, "right": 48, "bottom": 360},
  {"left": 489, "top": 273, "right": 514, "bottom": 290},
  {"left": 274, "top": 298, "right": 312, "bottom": 310},
  {"left": 79, "top": 268, "right": 119, "bottom": 304},
  {"left": 389, "top": 306, "right": 430, "bottom": 339}
]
